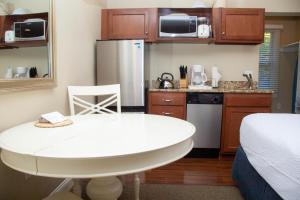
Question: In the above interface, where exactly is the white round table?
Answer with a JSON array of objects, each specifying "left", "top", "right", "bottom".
[{"left": 0, "top": 114, "right": 195, "bottom": 200}]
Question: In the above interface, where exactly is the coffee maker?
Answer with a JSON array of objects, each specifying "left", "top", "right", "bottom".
[{"left": 190, "top": 65, "right": 207, "bottom": 86}]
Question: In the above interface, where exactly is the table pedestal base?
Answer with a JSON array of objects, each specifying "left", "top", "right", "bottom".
[
  {"left": 134, "top": 174, "right": 140, "bottom": 200},
  {"left": 87, "top": 177, "right": 123, "bottom": 200}
]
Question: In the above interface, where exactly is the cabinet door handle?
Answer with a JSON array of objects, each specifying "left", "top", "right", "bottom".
[
  {"left": 222, "top": 32, "right": 225, "bottom": 35},
  {"left": 162, "top": 112, "right": 173, "bottom": 116},
  {"left": 163, "top": 99, "right": 173, "bottom": 102}
]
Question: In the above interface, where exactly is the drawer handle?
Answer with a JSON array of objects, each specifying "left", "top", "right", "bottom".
[
  {"left": 163, "top": 99, "right": 173, "bottom": 102},
  {"left": 162, "top": 112, "right": 173, "bottom": 116}
]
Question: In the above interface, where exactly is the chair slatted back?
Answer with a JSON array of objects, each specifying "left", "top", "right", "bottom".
[{"left": 68, "top": 85, "right": 121, "bottom": 115}]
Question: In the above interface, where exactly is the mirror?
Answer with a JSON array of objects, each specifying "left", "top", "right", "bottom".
[{"left": 0, "top": 0, "right": 55, "bottom": 93}]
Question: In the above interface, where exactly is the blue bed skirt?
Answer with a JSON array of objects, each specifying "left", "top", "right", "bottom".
[{"left": 232, "top": 147, "right": 283, "bottom": 200}]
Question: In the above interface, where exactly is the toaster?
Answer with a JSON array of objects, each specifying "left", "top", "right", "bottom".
[{"left": 198, "top": 24, "right": 211, "bottom": 38}]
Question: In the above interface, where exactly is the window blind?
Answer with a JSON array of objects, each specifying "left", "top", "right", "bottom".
[{"left": 259, "top": 29, "right": 280, "bottom": 93}]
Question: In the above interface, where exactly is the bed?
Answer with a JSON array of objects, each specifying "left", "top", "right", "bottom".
[{"left": 232, "top": 113, "right": 300, "bottom": 200}]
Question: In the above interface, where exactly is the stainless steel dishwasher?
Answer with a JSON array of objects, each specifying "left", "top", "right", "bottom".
[{"left": 187, "top": 93, "right": 223, "bottom": 151}]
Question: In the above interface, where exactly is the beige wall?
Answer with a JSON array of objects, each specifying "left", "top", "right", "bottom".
[
  {"left": 107, "top": 0, "right": 300, "bottom": 82},
  {"left": 0, "top": 0, "right": 299, "bottom": 199},
  {"left": 107, "top": 0, "right": 300, "bottom": 13},
  {"left": 147, "top": 44, "right": 259, "bottom": 82},
  {"left": 266, "top": 16, "right": 300, "bottom": 113},
  {"left": 0, "top": 0, "right": 49, "bottom": 14},
  {"left": 0, "top": 47, "right": 49, "bottom": 78},
  {"left": 9, "top": 0, "right": 49, "bottom": 13},
  {"left": 266, "top": 17, "right": 300, "bottom": 45},
  {"left": 0, "top": 0, "right": 102, "bottom": 199},
  {"left": 0, "top": 0, "right": 49, "bottom": 78},
  {"left": 226, "top": 0, "right": 300, "bottom": 13},
  {"left": 107, "top": 0, "right": 261, "bottom": 82},
  {"left": 297, "top": 19, "right": 300, "bottom": 40}
]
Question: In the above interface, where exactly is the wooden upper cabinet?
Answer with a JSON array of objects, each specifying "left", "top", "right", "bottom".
[
  {"left": 101, "top": 8, "right": 158, "bottom": 42},
  {"left": 101, "top": 7, "right": 264, "bottom": 44},
  {"left": 214, "top": 8, "right": 265, "bottom": 44}
]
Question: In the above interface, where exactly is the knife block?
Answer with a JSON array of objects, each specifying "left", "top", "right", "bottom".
[{"left": 179, "top": 79, "right": 188, "bottom": 88}]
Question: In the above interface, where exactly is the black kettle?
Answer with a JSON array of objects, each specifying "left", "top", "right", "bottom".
[{"left": 157, "top": 73, "right": 174, "bottom": 89}]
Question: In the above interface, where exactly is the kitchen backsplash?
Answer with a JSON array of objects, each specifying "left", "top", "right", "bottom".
[{"left": 145, "top": 43, "right": 260, "bottom": 82}]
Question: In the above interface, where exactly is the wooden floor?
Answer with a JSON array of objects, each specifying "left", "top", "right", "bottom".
[
  {"left": 82, "top": 157, "right": 236, "bottom": 200},
  {"left": 123, "top": 157, "right": 235, "bottom": 186}
]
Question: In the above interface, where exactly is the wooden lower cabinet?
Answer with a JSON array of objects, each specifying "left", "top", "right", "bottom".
[
  {"left": 0, "top": 16, "right": 4, "bottom": 42},
  {"left": 150, "top": 106, "right": 186, "bottom": 119},
  {"left": 148, "top": 92, "right": 186, "bottom": 120},
  {"left": 220, "top": 93, "right": 272, "bottom": 154},
  {"left": 148, "top": 92, "right": 272, "bottom": 154}
]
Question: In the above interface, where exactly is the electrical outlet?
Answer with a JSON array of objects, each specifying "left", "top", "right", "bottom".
[{"left": 276, "top": 103, "right": 282, "bottom": 110}]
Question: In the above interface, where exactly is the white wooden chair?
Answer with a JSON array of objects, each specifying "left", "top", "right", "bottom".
[
  {"left": 67, "top": 84, "right": 121, "bottom": 197},
  {"left": 68, "top": 84, "right": 121, "bottom": 115},
  {"left": 67, "top": 84, "right": 140, "bottom": 200}
]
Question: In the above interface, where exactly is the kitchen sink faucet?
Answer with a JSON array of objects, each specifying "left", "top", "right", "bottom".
[{"left": 243, "top": 73, "right": 254, "bottom": 90}]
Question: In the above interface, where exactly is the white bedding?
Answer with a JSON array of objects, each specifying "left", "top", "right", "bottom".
[{"left": 240, "top": 114, "right": 300, "bottom": 200}]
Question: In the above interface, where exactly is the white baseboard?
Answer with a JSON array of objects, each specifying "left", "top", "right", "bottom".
[{"left": 49, "top": 178, "right": 74, "bottom": 196}]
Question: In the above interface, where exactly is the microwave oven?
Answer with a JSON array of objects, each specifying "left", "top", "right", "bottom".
[
  {"left": 14, "top": 20, "right": 47, "bottom": 41},
  {"left": 159, "top": 15, "right": 198, "bottom": 38}
]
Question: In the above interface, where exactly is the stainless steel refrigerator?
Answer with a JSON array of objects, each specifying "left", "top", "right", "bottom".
[{"left": 96, "top": 40, "right": 145, "bottom": 112}]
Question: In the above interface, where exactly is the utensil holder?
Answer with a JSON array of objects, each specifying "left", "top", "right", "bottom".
[{"left": 180, "top": 79, "right": 188, "bottom": 88}]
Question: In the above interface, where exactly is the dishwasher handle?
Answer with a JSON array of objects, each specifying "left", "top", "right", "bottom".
[{"left": 187, "top": 93, "right": 224, "bottom": 104}]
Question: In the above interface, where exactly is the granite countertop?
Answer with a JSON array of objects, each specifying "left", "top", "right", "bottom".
[
  {"left": 149, "top": 88, "right": 273, "bottom": 94},
  {"left": 149, "top": 81, "right": 273, "bottom": 94}
]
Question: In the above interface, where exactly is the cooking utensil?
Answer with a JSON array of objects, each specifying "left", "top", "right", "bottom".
[
  {"left": 179, "top": 65, "right": 188, "bottom": 79},
  {"left": 29, "top": 67, "right": 38, "bottom": 78},
  {"left": 157, "top": 73, "right": 174, "bottom": 89},
  {"left": 180, "top": 66, "right": 184, "bottom": 79}
]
